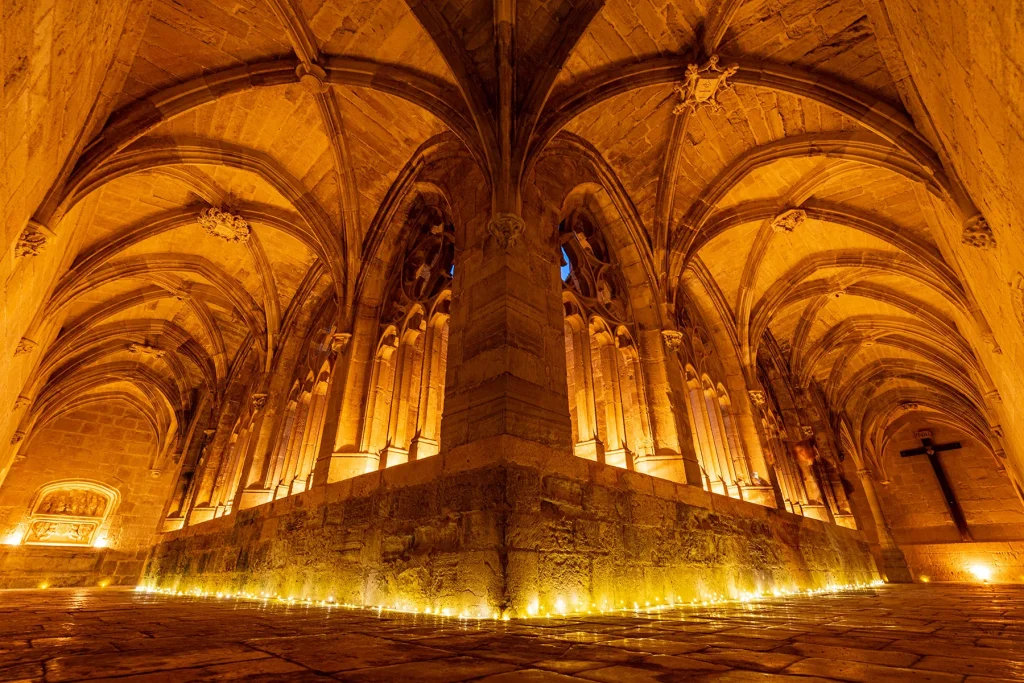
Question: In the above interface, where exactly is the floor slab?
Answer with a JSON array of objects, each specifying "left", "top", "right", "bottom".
[{"left": 1, "top": 584, "right": 1023, "bottom": 681}]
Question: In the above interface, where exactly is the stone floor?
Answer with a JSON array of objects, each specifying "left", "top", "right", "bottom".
[{"left": 2, "top": 585, "right": 1024, "bottom": 682}]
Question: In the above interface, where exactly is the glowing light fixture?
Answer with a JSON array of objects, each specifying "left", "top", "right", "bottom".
[
  {"left": 968, "top": 564, "right": 993, "bottom": 582},
  {"left": 3, "top": 529, "right": 23, "bottom": 545},
  {"left": 93, "top": 535, "right": 109, "bottom": 548}
]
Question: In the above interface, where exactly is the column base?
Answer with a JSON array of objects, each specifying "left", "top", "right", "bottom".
[
  {"left": 573, "top": 439, "right": 605, "bottom": 462},
  {"left": 604, "top": 448, "right": 632, "bottom": 470},
  {"left": 739, "top": 484, "right": 776, "bottom": 507},
  {"left": 161, "top": 517, "right": 185, "bottom": 533},
  {"left": 275, "top": 484, "right": 290, "bottom": 500},
  {"left": 188, "top": 507, "right": 215, "bottom": 525},
  {"left": 880, "top": 547, "right": 914, "bottom": 583},
  {"left": 634, "top": 452, "right": 703, "bottom": 486},
  {"left": 238, "top": 488, "right": 273, "bottom": 510},
  {"left": 409, "top": 437, "right": 440, "bottom": 461},
  {"left": 832, "top": 513, "right": 858, "bottom": 530},
  {"left": 313, "top": 451, "right": 381, "bottom": 485},
  {"left": 380, "top": 446, "right": 409, "bottom": 469},
  {"left": 801, "top": 503, "right": 831, "bottom": 523}
]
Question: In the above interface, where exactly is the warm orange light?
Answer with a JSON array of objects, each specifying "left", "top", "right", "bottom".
[
  {"left": 919, "top": 576, "right": 930, "bottom": 583},
  {"left": 968, "top": 564, "right": 993, "bottom": 582},
  {"left": 98, "top": 579, "right": 112, "bottom": 588},
  {"left": 38, "top": 582, "right": 49, "bottom": 589},
  {"left": 3, "top": 529, "right": 23, "bottom": 546}
]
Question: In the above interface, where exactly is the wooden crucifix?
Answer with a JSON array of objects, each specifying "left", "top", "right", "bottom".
[{"left": 900, "top": 429, "right": 972, "bottom": 542}]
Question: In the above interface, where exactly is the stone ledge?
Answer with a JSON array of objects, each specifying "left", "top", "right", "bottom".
[{"left": 148, "top": 450, "right": 877, "bottom": 615}]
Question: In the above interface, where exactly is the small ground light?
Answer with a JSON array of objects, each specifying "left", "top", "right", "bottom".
[
  {"left": 968, "top": 564, "right": 993, "bottom": 582},
  {"left": 919, "top": 576, "right": 930, "bottom": 583}
]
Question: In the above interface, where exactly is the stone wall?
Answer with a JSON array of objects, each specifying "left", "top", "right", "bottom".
[
  {"left": 901, "top": 542, "right": 1024, "bottom": 584},
  {"left": 144, "top": 446, "right": 878, "bottom": 616},
  {"left": 880, "top": 428, "right": 1024, "bottom": 545},
  {"left": 0, "top": 401, "right": 177, "bottom": 587}
]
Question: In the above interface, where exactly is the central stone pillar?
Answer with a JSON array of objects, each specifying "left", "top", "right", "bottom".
[{"left": 440, "top": 184, "right": 572, "bottom": 464}]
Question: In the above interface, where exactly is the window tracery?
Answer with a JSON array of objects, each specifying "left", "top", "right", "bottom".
[
  {"left": 361, "top": 209, "right": 454, "bottom": 469},
  {"left": 560, "top": 210, "right": 652, "bottom": 469}
]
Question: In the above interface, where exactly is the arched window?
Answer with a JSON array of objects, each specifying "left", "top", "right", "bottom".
[
  {"left": 362, "top": 211, "right": 454, "bottom": 470},
  {"left": 559, "top": 210, "right": 648, "bottom": 470}
]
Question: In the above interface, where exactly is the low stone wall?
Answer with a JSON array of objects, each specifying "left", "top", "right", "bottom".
[
  {"left": 0, "top": 546, "right": 146, "bottom": 589},
  {"left": 901, "top": 541, "right": 1024, "bottom": 583},
  {"left": 144, "top": 448, "right": 878, "bottom": 616}
]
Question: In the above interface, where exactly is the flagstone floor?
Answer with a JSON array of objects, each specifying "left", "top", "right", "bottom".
[{"left": 1, "top": 583, "right": 1023, "bottom": 682}]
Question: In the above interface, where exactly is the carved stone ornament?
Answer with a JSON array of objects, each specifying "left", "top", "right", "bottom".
[
  {"left": 330, "top": 332, "right": 353, "bottom": 354},
  {"left": 661, "top": 330, "right": 684, "bottom": 351},
  {"left": 14, "top": 221, "right": 50, "bottom": 258},
  {"left": 748, "top": 389, "right": 767, "bottom": 408},
  {"left": 198, "top": 207, "right": 251, "bottom": 243},
  {"left": 14, "top": 338, "right": 37, "bottom": 356},
  {"left": 982, "top": 332, "right": 1003, "bottom": 355},
  {"left": 487, "top": 212, "right": 525, "bottom": 252},
  {"left": 800, "top": 425, "right": 815, "bottom": 438},
  {"left": 672, "top": 55, "right": 739, "bottom": 115},
  {"left": 149, "top": 469, "right": 162, "bottom": 479},
  {"left": 900, "top": 402, "right": 919, "bottom": 412},
  {"left": 961, "top": 214, "right": 996, "bottom": 250},
  {"left": 991, "top": 424, "right": 1004, "bottom": 439},
  {"left": 986, "top": 389, "right": 1003, "bottom": 404},
  {"left": 10, "top": 431, "right": 26, "bottom": 446},
  {"left": 771, "top": 208, "right": 806, "bottom": 234},
  {"left": 914, "top": 429, "right": 934, "bottom": 440},
  {"left": 127, "top": 342, "right": 166, "bottom": 359},
  {"left": 14, "top": 396, "right": 30, "bottom": 411},
  {"left": 250, "top": 393, "right": 268, "bottom": 412},
  {"left": 296, "top": 62, "right": 328, "bottom": 94}
]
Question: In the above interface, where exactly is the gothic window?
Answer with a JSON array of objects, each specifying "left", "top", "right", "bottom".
[
  {"left": 559, "top": 210, "right": 650, "bottom": 469},
  {"left": 19, "top": 481, "right": 119, "bottom": 547},
  {"left": 361, "top": 211, "right": 454, "bottom": 469}
]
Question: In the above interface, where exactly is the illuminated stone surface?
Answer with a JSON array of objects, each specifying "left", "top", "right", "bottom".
[
  {"left": 1, "top": 585, "right": 1024, "bottom": 681},
  {"left": 3, "top": 0, "right": 1024, "bottom": 632}
]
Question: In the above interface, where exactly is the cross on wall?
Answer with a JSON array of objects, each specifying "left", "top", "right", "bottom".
[{"left": 900, "top": 429, "right": 972, "bottom": 542}]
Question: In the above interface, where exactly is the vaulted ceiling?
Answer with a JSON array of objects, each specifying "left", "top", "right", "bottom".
[{"left": 3, "top": 0, "right": 1003, "bottom": 477}]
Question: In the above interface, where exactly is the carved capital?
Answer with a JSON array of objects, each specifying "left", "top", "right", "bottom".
[
  {"left": 14, "top": 338, "right": 37, "bottom": 356},
  {"left": 198, "top": 207, "right": 250, "bottom": 243},
  {"left": 900, "top": 402, "right": 919, "bottom": 412},
  {"left": 487, "top": 213, "right": 525, "bottom": 252},
  {"left": 250, "top": 393, "right": 268, "bottom": 412},
  {"left": 986, "top": 389, "right": 1002, "bottom": 404},
  {"left": 800, "top": 425, "right": 815, "bottom": 438},
  {"left": 672, "top": 55, "right": 738, "bottom": 115},
  {"left": 748, "top": 389, "right": 767, "bottom": 408},
  {"left": 10, "top": 431, "right": 25, "bottom": 446},
  {"left": 14, "top": 396, "right": 30, "bottom": 411},
  {"left": 991, "top": 424, "right": 1004, "bottom": 439},
  {"left": 296, "top": 62, "right": 328, "bottom": 94},
  {"left": 127, "top": 342, "right": 165, "bottom": 359},
  {"left": 771, "top": 208, "right": 806, "bottom": 234},
  {"left": 661, "top": 330, "right": 684, "bottom": 351},
  {"left": 961, "top": 214, "right": 996, "bottom": 250},
  {"left": 14, "top": 221, "right": 50, "bottom": 258},
  {"left": 330, "top": 332, "right": 353, "bottom": 354}
]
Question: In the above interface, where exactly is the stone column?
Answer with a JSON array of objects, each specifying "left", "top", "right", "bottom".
[
  {"left": 440, "top": 181, "right": 572, "bottom": 463},
  {"left": 571, "top": 326, "right": 604, "bottom": 461},
  {"left": 636, "top": 331, "right": 702, "bottom": 485},
  {"left": 856, "top": 468, "right": 913, "bottom": 583}
]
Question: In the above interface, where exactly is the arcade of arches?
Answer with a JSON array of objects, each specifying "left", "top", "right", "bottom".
[{"left": 2, "top": 0, "right": 1024, "bottom": 611}]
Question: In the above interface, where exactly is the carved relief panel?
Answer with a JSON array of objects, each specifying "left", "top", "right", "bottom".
[{"left": 23, "top": 482, "right": 118, "bottom": 546}]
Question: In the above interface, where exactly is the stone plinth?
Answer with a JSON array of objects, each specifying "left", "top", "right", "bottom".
[
  {"left": 144, "top": 449, "right": 879, "bottom": 616},
  {"left": 0, "top": 546, "right": 145, "bottom": 589}
]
